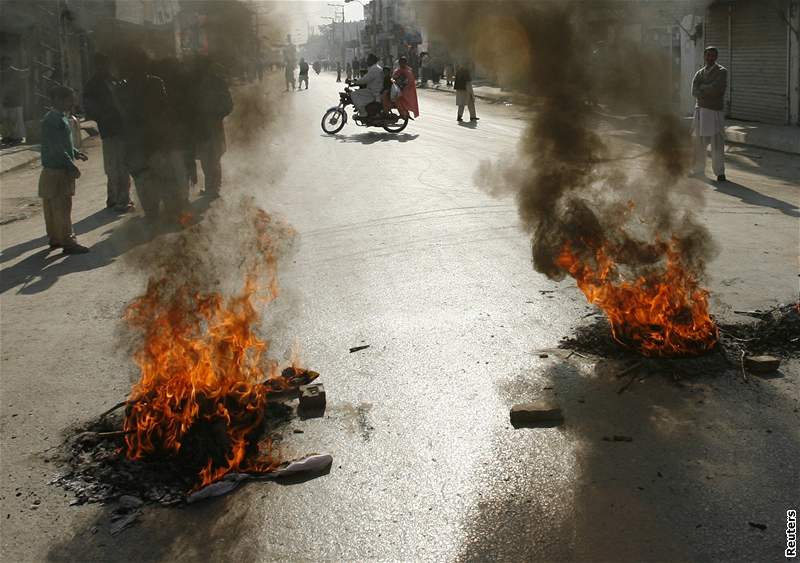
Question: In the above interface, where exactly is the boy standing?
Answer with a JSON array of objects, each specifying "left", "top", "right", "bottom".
[{"left": 39, "top": 85, "right": 89, "bottom": 254}]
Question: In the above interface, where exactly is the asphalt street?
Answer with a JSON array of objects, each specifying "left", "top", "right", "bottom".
[{"left": 1, "top": 71, "right": 798, "bottom": 562}]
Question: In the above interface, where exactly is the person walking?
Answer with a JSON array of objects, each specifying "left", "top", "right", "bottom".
[
  {"left": 346, "top": 62, "right": 353, "bottom": 82},
  {"left": 455, "top": 64, "right": 478, "bottom": 122},
  {"left": 691, "top": 46, "right": 727, "bottom": 182},
  {"left": 83, "top": 53, "right": 133, "bottom": 212},
  {"left": 336, "top": 61, "right": 342, "bottom": 83},
  {"left": 298, "top": 58, "right": 309, "bottom": 90},
  {"left": 38, "top": 86, "right": 89, "bottom": 254}
]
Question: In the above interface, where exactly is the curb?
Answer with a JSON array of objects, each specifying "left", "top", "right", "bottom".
[
  {"left": 0, "top": 146, "right": 40, "bottom": 175},
  {"left": 725, "top": 124, "right": 800, "bottom": 155}
]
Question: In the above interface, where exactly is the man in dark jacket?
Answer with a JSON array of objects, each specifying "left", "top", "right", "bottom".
[
  {"left": 299, "top": 58, "right": 310, "bottom": 90},
  {"left": 454, "top": 64, "right": 478, "bottom": 122},
  {"left": 114, "top": 48, "right": 171, "bottom": 222},
  {"left": 84, "top": 53, "right": 132, "bottom": 212},
  {"left": 195, "top": 59, "right": 233, "bottom": 198},
  {"left": 691, "top": 46, "right": 728, "bottom": 182}
]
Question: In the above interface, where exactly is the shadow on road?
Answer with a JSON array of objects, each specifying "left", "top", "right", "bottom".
[
  {"left": 457, "top": 357, "right": 798, "bottom": 561},
  {"left": 710, "top": 180, "right": 800, "bottom": 218},
  {"left": 46, "top": 493, "right": 261, "bottom": 562},
  {"left": 0, "top": 208, "right": 120, "bottom": 265},
  {"left": 457, "top": 121, "right": 479, "bottom": 129},
  {"left": 326, "top": 132, "right": 419, "bottom": 145},
  {"left": 0, "top": 196, "right": 214, "bottom": 295}
]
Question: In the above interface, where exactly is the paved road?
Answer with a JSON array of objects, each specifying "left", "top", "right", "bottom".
[{"left": 1, "top": 71, "right": 798, "bottom": 562}]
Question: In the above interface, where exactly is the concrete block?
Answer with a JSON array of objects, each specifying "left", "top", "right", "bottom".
[
  {"left": 298, "top": 383, "right": 326, "bottom": 418},
  {"left": 744, "top": 355, "right": 781, "bottom": 375},
  {"left": 510, "top": 400, "right": 563, "bottom": 427}
]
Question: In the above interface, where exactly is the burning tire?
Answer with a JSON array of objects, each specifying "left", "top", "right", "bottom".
[{"left": 321, "top": 108, "right": 346, "bottom": 134}]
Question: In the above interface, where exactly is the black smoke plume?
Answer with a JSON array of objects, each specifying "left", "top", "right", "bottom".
[
  {"left": 421, "top": 1, "right": 720, "bottom": 355},
  {"left": 422, "top": 1, "right": 717, "bottom": 282}
]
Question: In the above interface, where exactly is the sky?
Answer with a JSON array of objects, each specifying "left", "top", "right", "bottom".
[{"left": 275, "top": 0, "right": 366, "bottom": 44}]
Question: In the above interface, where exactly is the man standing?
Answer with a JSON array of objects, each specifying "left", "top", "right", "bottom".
[
  {"left": 114, "top": 48, "right": 170, "bottom": 223},
  {"left": 195, "top": 61, "right": 233, "bottom": 198},
  {"left": 350, "top": 53, "right": 383, "bottom": 117},
  {"left": 336, "top": 61, "right": 342, "bottom": 83},
  {"left": 455, "top": 63, "right": 479, "bottom": 123},
  {"left": 691, "top": 46, "right": 728, "bottom": 182},
  {"left": 83, "top": 53, "right": 132, "bottom": 212},
  {"left": 298, "top": 58, "right": 310, "bottom": 90},
  {"left": 38, "top": 86, "right": 89, "bottom": 254},
  {"left": 283, "top": 36, "right": 297, "bottom": 92}
]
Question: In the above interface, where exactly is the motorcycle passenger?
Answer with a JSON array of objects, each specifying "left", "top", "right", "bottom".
[
  {"left": 349, "top": 53, "right": 383, "bottom": 117},
  {"left": 381, "top": 66, "right": 393, "bottom": 112}
]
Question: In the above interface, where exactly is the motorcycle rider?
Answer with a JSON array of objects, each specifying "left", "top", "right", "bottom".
[{"left": 349, "top": 53, "right": 383, "bottom": 118}]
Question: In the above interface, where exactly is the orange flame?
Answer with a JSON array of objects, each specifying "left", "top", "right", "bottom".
[
  {"left": 556, "top": 238, "right": 718, "bottom": 356},
  {"left": 122, "top": 207, "right": 295, "bottom": 489}
]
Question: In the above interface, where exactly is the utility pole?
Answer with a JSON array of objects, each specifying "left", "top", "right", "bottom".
[{"left": 328, "top": 3, "right": 346, "bottom": 64}]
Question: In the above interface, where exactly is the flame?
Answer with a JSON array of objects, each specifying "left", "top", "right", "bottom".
[
  {"left": 556, "top": 237, "right": 718, "bottom": 356},
  {"left": 122, "top": 206, "right": 296, "bottom": 489}
]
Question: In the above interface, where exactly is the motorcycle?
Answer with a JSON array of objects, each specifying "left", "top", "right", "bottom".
[{"left": 321, "top": 82, "right": 409, "bottom": 135}]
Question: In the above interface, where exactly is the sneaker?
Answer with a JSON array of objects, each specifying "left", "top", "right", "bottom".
[
  {"left": 114, "top": 202, "right": 135, "bottom": 213},
  {"left": 457, "top": 118, "right": 464, "bottom": 122},
  {"left": 62, "top": 244, "right": 90, "bottom": 254},
  {"left": 470, "top": 117, "right": 480, "bottom": 121},
  {"left": 716, "top": 175, "right": 726, "bottom": 182}
]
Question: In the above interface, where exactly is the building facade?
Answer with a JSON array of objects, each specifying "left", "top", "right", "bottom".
[
  {"left": 705, "top": 0, "right": 799, "bottom": 125},
  {"left": 363, "top": 0, "right": 424, "bottom": 68}
]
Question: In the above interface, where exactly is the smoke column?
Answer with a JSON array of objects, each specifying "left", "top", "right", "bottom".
[{"left": 421, "top": 1, "right": 719, "bottom": 355}]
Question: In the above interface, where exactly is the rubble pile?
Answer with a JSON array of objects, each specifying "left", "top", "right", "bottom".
[{"left": 719, "top": 303, "right": 800, "bottom": 356}]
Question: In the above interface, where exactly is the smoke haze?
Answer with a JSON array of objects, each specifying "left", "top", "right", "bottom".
[{"left": 421, "top": 1, "right": 717, "bottom": 283}]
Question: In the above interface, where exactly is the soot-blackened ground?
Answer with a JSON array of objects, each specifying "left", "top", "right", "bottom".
[
  {"left": 52, "top": 402, "right": 292, "bottom": 508},
  {"left": 558, "top": 303, "right": 798, "bottom": 377}
]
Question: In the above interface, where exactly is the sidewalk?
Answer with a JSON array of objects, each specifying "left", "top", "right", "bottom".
[
  {"left": 0, "top": 120, "right": 97, "bottom": 176},
  {"left": 428, "top": 81, "right": 530, "bottom": 106},
  {"left": 725, "top": 120, "right": 800, "bottom": 155},
  {"left": 0, "top": 144, "right": 41, "bottom": 175},
  {"left": 428, "top": 82, "right": 800, "bottom": 155}
]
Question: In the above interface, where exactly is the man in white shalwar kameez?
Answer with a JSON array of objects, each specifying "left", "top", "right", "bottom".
[
  {"left": 691, "top": 46, "right": 728, "bottom": 182},
  {"left": 350, "top": 54, "right": 383, "bottom": 117}
]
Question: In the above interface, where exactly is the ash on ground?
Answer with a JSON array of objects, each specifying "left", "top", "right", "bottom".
[
  {"left": 558, "top": 303, "right": 799, "bottom": 376},
  {"left": 51, "top": 402, "right": 292, "bottom": 509},
  {"left": 718, "top": 303, "right": 800, "bottom": 357}
]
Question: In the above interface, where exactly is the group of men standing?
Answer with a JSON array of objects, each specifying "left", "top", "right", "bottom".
[
  {"left": 85, "top": 50, "right": 233, "bottom": 220},
  {"left": 37, "top": 49, "right": 233, "bottom": 254}
]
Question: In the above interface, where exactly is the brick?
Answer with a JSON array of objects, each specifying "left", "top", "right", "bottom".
[
  {"left": 744, "top": 355, "right": 781, "bottom": 375},
  {"left": 298, "top": 383, "right": 326, "bottom": 418},
  {"left": 510, "top": 400, "right": 563, "bottom": 427}
]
